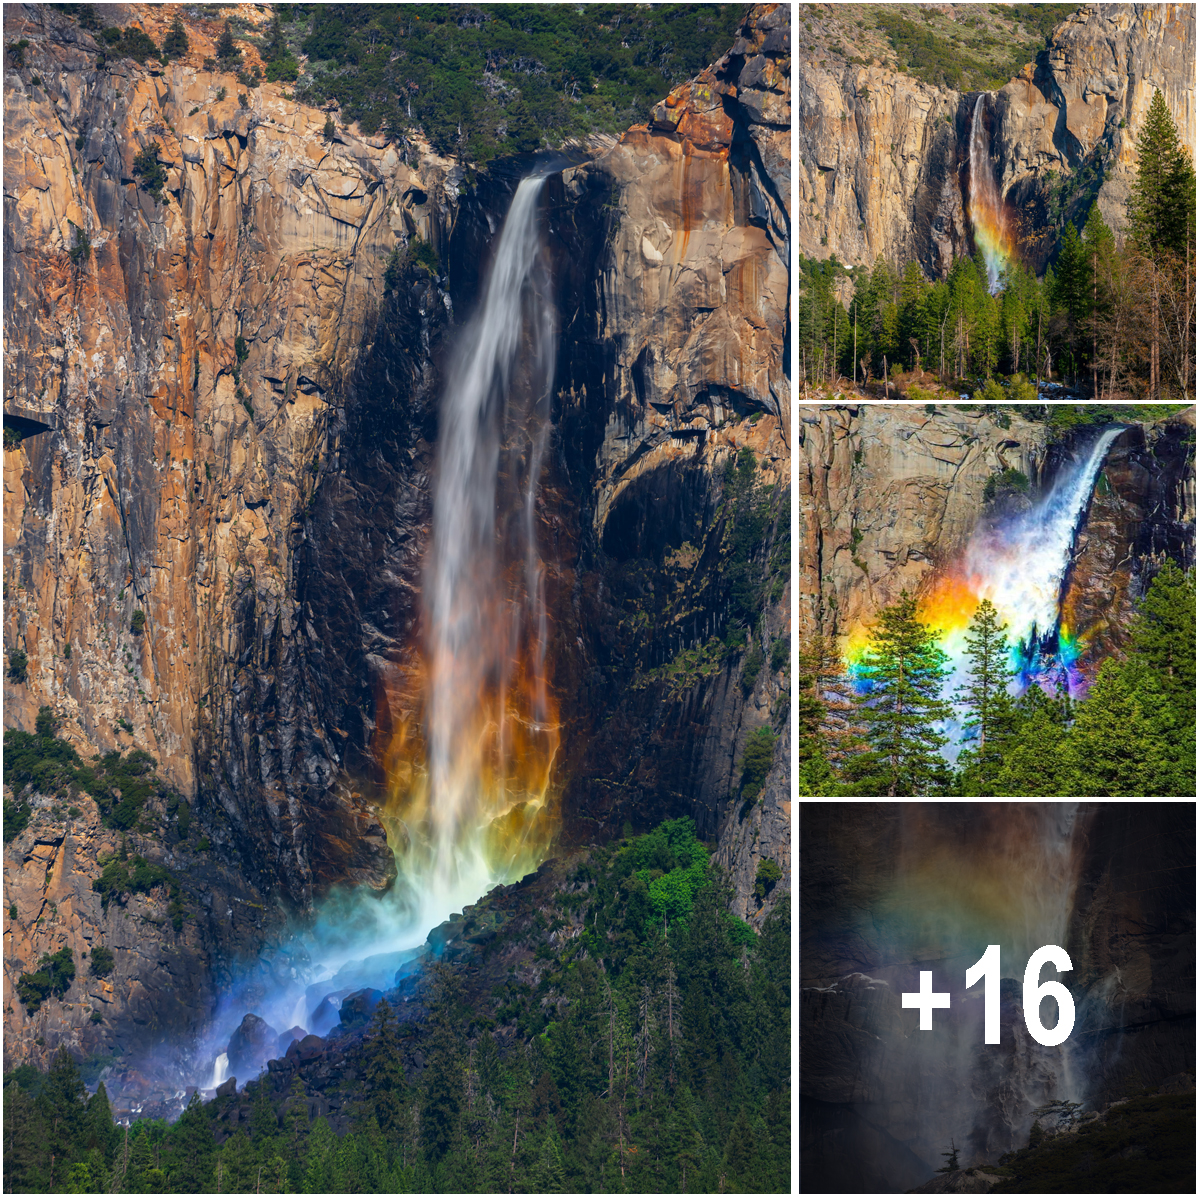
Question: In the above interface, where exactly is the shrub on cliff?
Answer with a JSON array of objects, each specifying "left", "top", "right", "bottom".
[
  {"left": 7, "top": 646, "right": 28, "bottom": 682},
  {"left": 738, "top": 726, "right": 778, "bottom": 805},
  {"left": 982, "top": 467, "right": 1031, "bottom": 505},
  {"left": 130, "top": 146, "right": 166, "bottom": 204},
  {"left": 161, "top": 15, "right": 189, "bottom": 61},
  {"left": 16, "top": 947, "right": 76, "bottom": 1013},
  {"left": 88, "top": 945, "right": 115, "bottom": 977},
  {"left": 754, "top": 857, "right": 782, "bottom": 900},
  {"left": 93, "top": 854, "right": 184, "bottom": 930}
]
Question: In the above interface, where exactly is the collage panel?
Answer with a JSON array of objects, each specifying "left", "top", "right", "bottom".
[
  {"left": 2, "top": 2, "right": 792, "bottom": 1193},
  {"left": 797, "top": 3, "right": 1195, "bottom": 1195}
]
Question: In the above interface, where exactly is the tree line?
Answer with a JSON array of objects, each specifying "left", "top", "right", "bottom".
[
  {"left": 3, "top": 819, "right": 789, "bottom": 1193},
  {"left": 798, "top": 90, "right": 1195, "bottom": 402},
  {"left": 799, "top": 560, "right": 1195, "bottom": 798}
]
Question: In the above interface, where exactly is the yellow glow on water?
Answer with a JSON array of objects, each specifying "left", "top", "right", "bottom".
[{"left": 374, "top": 616, "right": 561, "bottom": 894}]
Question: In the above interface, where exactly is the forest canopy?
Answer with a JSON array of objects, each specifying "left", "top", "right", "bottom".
[{"left": 281, "top": 3, "right": 744, "bottom": 160}]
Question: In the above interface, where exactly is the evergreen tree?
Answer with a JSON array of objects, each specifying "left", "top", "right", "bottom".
[
  {"left": 531, "top": 1118, "right": 567, "bottom": 1192},
  {"left": 955, "top": 600, "right": 1016, "bottom": 793},
  {"left": 1129, "top": 559, "right": 1195, "bottom": 724},
  {"left": 990, "top": 684, "right": 1072, "bottom": 796},
  {"left": 361, "top": 996, "right": 408, "bottom": 1138},
  {"left": 721, "top": 1107, "right": 758, "bottom": 1191},
  {"left": 215, "top": 20, "right": 239, "bottom": 62},
  {"left": 844, "top": 592, "right": 953, "bottom": 795},
  {"left": 162, "top": 15, "right": 189, "bottom": 60},
  {"left": 263, "top": 15, "right": 286, "bottom": 62},
  {"left": 1129, "top": 89, "right": 1193, "bottom": 258},
  {"left": 1082, "top": 202, "right": 1116, "bottom": 397},
  {"left": 422, "top": 970, "right": 465, "bottom": 1162}
]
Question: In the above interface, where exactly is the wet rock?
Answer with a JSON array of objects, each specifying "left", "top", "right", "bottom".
[
  {"left": 337, "top": 989, "right": 382, "bottom": 1030},
  {"left": 277, "top": 1026, "right": 307, "bottom": 1056},
  {"left": 296, "top": 1034, "right": 326, "bottom": 1062},
  {"left": 226, "top": 1014, "right": 278, "bottom": 1080},
  {"left": 215, "top": 1077, "right": 238, "bottom": 1098}
]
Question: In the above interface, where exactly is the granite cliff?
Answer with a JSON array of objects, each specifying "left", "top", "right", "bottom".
[
  {"left": 793, "top": 3, "right": 1194, "bottom": 275},
  {"left": 3, "top": 3, "right": 789, "bottom": 1084},
  {"left": 797, "top": 403, "right": 1194, "bottom": 671}
]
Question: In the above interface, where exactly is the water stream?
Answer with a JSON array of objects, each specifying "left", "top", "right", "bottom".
[
  {"left": 968, "top": 93, "right": 1011, "bottom": 291},
  {"left": 199, "top": 173, "right": 560, "bottom": 1090}
]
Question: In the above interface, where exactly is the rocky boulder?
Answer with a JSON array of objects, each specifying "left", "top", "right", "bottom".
[{"left": 226, "top": 1013, "right": 278, "bottom": 1080}]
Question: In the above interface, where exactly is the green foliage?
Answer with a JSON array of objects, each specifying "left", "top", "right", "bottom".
[
  {"left": 991, "top": 1094, "right": 1194, "bottom": 1193},
  {"left": 293, "top": 3, "right": 741, "bottom": 160},
  {"left": 4, "top": 424, "right": 24, "bottom": 450},
  {"left": 66, "top": 220, "right": 90, "bottom": 266},
  {"left": 161, "top": 16, "right": 189, "bottom": 60},
  {"left": 384, "top": 234, "right": 439, "bottom": 289},
  {"left": 130, "top": 609, "right": 146, "bottom": 634},
  {"left": 238, "top": 92, "right": 249, "bottom": 109},
  {"left": 738, "top": 727, "right": 777, "bottom": 805},
  {"left": 753, "top": 857, "right": 782, "bottom": 900},
  {"left": 982, "top": 467, "right": 1030, "bottom": 504},
  {"left": 954, "top": 599, "right": 1016, "bottom": 794},
  {"left": 3, "top": 819, "right": 791, "bottom": 1192},
  {"left": 88, "top": 945, "right": 114, "bottom": 976},
  {"left": 234, "top": 334, "right": 249, "bottom": 364},
  {"left": 214, "top": 85, "right": 226, "bottom": 102},
  {"left": 770, "top": 636, "right": 788, "bottom": 674},
  {"left": 8, "top": 646, "right": 29, "bottom": 682},
  {"left": 17, "top": 947, "right": 76, "bottom": 1013},
  {"left": 93, "top": 854, "right": 184, "bottom": 930},
  {"left": 216, "top": 21, "right": 240, "bottom": 62},
  {"left": 131, "top": 145, "right": 166, "bottom": 203},
  {"left": 740, "top": 641, "right": 764, "bottom": 693},
  {"left": 1128, "top": 89, "right": 1195, "bottom": 261},
  {"left": 265, "top": 51, "right": 299, "bottom": 82},
  {"left": 842, "top": 592, "right": 953, "bottom": 796},
  {"left": 101, "top": 25, "right": 160, "bottom": 64},
  {"left": 4, "top": 719, "right": 163, "bottom": 830},
  {"left": 322, "top": 113, "right": 335, "bottom": 142},
  {"left": 7, "top": 39, "right": 31, "bottom": 67}
]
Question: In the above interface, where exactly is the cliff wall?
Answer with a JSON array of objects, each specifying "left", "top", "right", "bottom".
[
  {"left": 794, "top": 3, "right": 1194, "bottom": 275},
  {"left": 4, "top": 3, "right": 790, "bottom": 1077},
  {"left": 797, "top": 403, "right": 1050, "bottom": 641}
]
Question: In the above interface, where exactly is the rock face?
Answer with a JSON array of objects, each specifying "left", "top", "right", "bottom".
[
  {"left": 3, "top": 3, "right": 790, "bottom": 1074},
  {"left": 798, "top": 404, "right": 1050, "bottom": 643},
  {"left": 1, "top": 783, "right": 274, "bottom": 1112},
  {"left": 225, "top": 1013, "right": 278, "bottom": 1081},
  {"left": 795, "top": 4, "right": 1195, "bottom": 274},
  {"left": 1060, "top": 407, "right": 1196, "bottom": 661}
]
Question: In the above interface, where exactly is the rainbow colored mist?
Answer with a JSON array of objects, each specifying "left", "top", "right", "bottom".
[
  {"left": 968, "top": 94, "right": 1014, "bottom": 291},
  {"left": 846, "top": 427, "right": 1123, "bottom": 733}
]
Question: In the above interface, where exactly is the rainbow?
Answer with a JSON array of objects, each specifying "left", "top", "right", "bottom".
[
  {"left": 968, "top": 93, "right": 1014, "bottom": 291},
  {"left": 846, "top": 427, "right": 1124, "bottom": 732}
]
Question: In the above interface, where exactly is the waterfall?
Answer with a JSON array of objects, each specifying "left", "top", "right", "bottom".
[
  {"left": 187, "top": 175, "right": 563, "bottom": 1087},
  {"left": 849, "top": 425, "right": 1122, "bottom": 712},
  {"left": 885, "top": 803, "right": 1088, "bottom": 1169},
  {"left": 381, "top": 171, "right": 561, "bottom": 918},
  {"left": 968, "top": 93, "right": 1009, "bottom": 291},
  {"left": 208, "top": 1052, "right": 228, "bottom": 1091}
]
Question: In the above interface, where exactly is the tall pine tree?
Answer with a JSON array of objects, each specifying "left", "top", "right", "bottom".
[
  {"left": 955, "top": 599, "right": 1016, "bottom": 795},
  {"left": 845, "top": 592, "right": 952, "bottom": 796}
]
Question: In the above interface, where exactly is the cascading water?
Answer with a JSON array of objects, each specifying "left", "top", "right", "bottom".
[
  {"left": 379, "top": 170, "right": 560, "bottom": 918},
  {"left": 968, "top": 93, "right": 1011, "bottom": 292},
  {"left": 881, "top": 803, "right": 1088, "bottom": 1169},
  {"left": 847, "top": 426, "right": 1123, "bottom": 735},
  {"left": 190, "top": 173, "right": 561, "bottom": 1084}
]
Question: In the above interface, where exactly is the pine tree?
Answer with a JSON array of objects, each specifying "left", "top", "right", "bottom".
[
  {"left": 422, "top": 970, "right": 464, "bottom": 1163},
  {"left": 990, "top": 684, "right": 1072, "bottom": 796},
  {"left": 162, "top": 15, "right": 189, "bottom": 60},
  {"left": 955, "top": 600, "right": 1016, "bottom": 793},
  {"left": 845, "top": 592, "right": 952, "bottom": 795},
  {"left": 263, "top": 15, "right": 286, "bottom": 62},
  {"left": 721, "top": 1108, "right": 758, "bottom": 1191},
  {"left": 1082, "top": 203, "right": 1116, "bottom": 397},
  {"left": 1129, "top": 559, "right": 1195, "bottom": 725},
  {"left": 1130, "top": 90, "right": 1193, "bottom": 257},
  {"left": 937, "top": 1137, "right": 961, "bottom": 1173},
  {"left": 1129, "top": 89, "right": 1193, "bottom": 399},
  {"left": 362, "top": 996, "right": 408, "bottom": 1138},
  {"left": 215, "top": 20, "right": 239, "bottom": 62}
]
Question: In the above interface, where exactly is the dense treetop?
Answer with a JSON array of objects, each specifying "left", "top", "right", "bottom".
[{"left": 280, "top": 3, "right": 744, "bottom": 159}]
